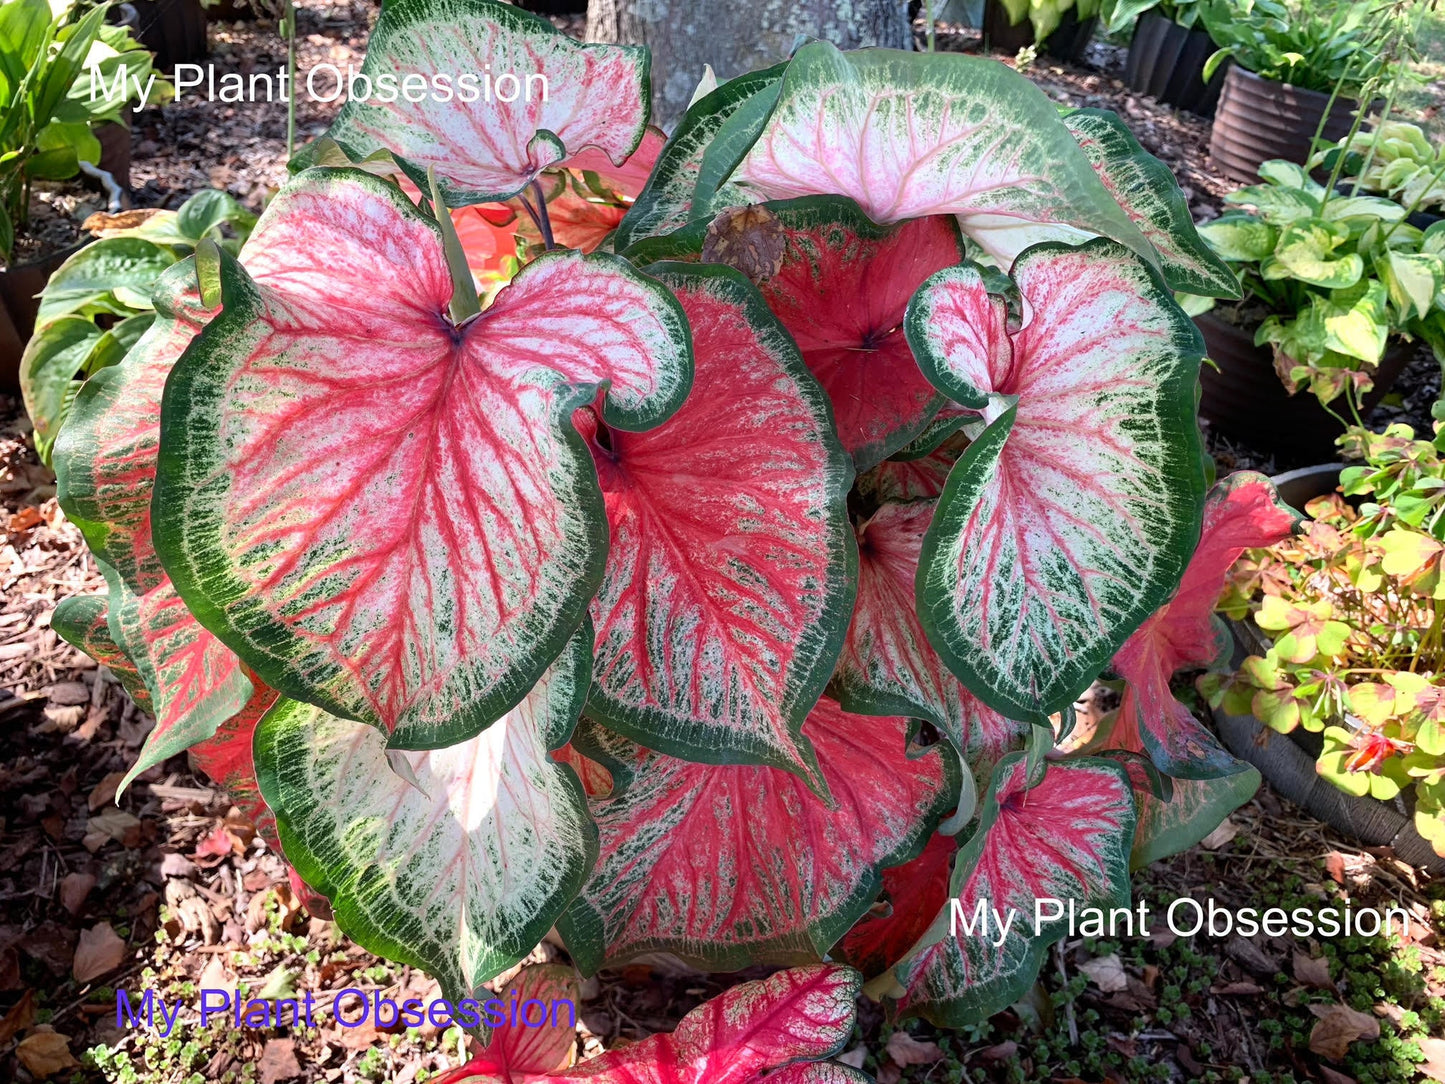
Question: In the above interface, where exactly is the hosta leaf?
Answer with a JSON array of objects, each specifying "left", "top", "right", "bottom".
[
  {"left": 1062, "top": 109, "right": 1239, "bottom": 299},
  {"left": 1261, "top": 219, "right": 1363, "bottom": 289},
  {"left": 835, "top": 832, "right": 956, "bottom": 978},
  {"left": 254, "top": 624, "right": 598, "bottom": 1003},
  {"left": 907, "top": 241, "right": 1206, "bottom": 723},
  {"left": 1196, "top": 214, "right": 1277, "bottom": 263},
  {"left": 153, "top": 168, "right": 691, "bottom": 749},
  {"left": 584, "top": 264, "right": 852, "bottom": 782},
  {"left": 50, "top": 592, "right": 151, "bottom": 711},
  {"left": 723, "top": 42, "right": 1152, "bottom": 268},
  {"left": 315, "top": 0, "right": 649, "bottom": 205},
  {"left": 753, "top": 198, "right": 965, "bottom": 471},
  {"left": 834, "top": 500, "right": 1029, "bottom": 781},
  {"left": 613, "top": 66, "right": 784, "bottom": 252},
  {"left": 1377, "top": 250, "right": 1445, "bottom": 321},
  {"left": 1111, "top": 472, "right": 1297, "bottom": 779},
  {"left": 52, "top": 261, "right": 256, "bottom": 788},
  {"left": 558, "top": 699, "right": 958, "bottom": 974},
  {"left": 889, "top": 754, "right": 1135, "bottom": 1026},
  {"left": 439, "top": 964, "right": 862, "bottom": 1084}
]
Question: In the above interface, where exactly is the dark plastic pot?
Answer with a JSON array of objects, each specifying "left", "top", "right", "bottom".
[
  {"left": 1124, "top": 11, "right": 1225, "bottom": 117},
  {"left": 1215, "top": 465, "right": 1445, "bottom": 873},
  {"left": 0, "top": 243, "right": 84, "bottom": 392},
  {"left": 0, "top": 294, "right": 28, "bottom": 392},
  {"left": 1210, "top": 65, "right": 1360, "bottom": 185},
  {"left": 94, "top": 105, "right": 133, "bottom": 192},
  {"left": 131, "top": 0, "right": 207, "bottom": 70},
  {"left": 982, "top": 0, "right": 1096, "bottom": 62},
  {"left": 1195, "top": 310, "right": 1410, "bottom": 466}
]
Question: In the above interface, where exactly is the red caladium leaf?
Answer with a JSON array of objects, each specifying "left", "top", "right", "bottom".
[
  {"left": 750, "top": 198, "right": 965, "bottom": 471},
  {"left": 254, "top": 625, "right": 598, "bottom": 1003},
  {"left": 558, "top": 698, "right": 958, "bottom": 974},
  {"left": 52, "top": 262, "right": 257, "bottom": 788},
  {"left": 446, "top": 966, "right": 581, "bottom": 1079},
  {"left": 187, "top": 676, "right": 283, "bottom": 846},
  {"left": 153, "top": 168, "right": 691, "bottom": 749},
  {"left": 566, "top": 126, "right": 667, "bottom": 200},
  {"left": 835, "top": 831, "right": 957, "bottom": 979},
  {"left": 889, "top": 753, "right": 1136, "bottom": 1026},
  {"left": 50, "top": 591, "right": 152, "bottom": 712},
  {"left": 583, "top": 264, "right": 852, "bottom": 780},
  {"left": 855, "top": 431, "right": 967, "bottom": 505},
  {"left": 1062, "top": 109, "right": 1239, "bottom": 299},
  {"left": 439, "top": 964, "right": 862, "bottom": 1084},
  {"left": 1111, "top": 472, "right": 1298, "bottom": 779},
  {"left": 907, "top": 240, "right": 1206, "bottom": 724},
  {"left": 318, "top": 0, "right": 650, "bottom": 205},
  {"left": 552, "top": 743, "right": 615, "bottom": 798},
  {"left": 833, "top": 500, "right": 1029, "bottom": 780},
  {"left": 719, "top": 43, "right": 1151, "bottom": 268}
]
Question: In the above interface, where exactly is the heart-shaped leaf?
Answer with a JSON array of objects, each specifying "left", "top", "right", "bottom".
[
  {"left": 834, "top": 500, "right": 1029, "bottom": 782},
  {"left": 907, "top": 241, "right": 1206, "bottom": 723},
  {"left": 720, "top": 42, "right": 1152, "bottom": 268},
  {"left": 889, "top": 753, "right": 1135, "bottom": 1026},
  {"left": 315, "top": 0, "right": 650, "bottom": 205},
  {"left": 558, "top": 698, "right": 958, "bottom": 974},
  {"left": 52, "top": 261, "right": 255, "bottom": 788},
  {"left": 50, "top": 592, "right": 151, "bottom": 712},
  {"left": 153, "top": 168, "right": 691, "bottom": 749},
  {"left": 1062, "top": 109, "right": 1238, "bottom": 298},
  {"left": 254, "top": 624, "right": 598, "bottom": 1003},
  {"left": 1111, "top": 751, "right": 1260, "bottom": 868},
  {"left": 437, "top": 964, "right": 862, "bottom": 1084},
  {"left": 440, "top": 966, "right": 580, "bottom": 1078},
  {"left": 583, "top": 264, "right": 852, "bottom": 782},
  {"left": 835, "top": 831, "right": 956, "bottom": 978}
]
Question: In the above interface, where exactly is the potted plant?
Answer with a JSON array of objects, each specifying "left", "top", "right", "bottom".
[
  {"left": 1205, "top": 408, "right": 1445, "bottom": 873},
  {"left": 1311, "top": 120, "right": 1445, "bottom": 230},
  {"left": 1103, "top": 0, "right": 1225, "bottom": 116},
  {"left": 1199, "top": 0, "right": 1389, "bottom": 184},
  {"left": 1184, "top": 160, "right": 1443, "bottom": 463},
  {"left": 981, "top": 0, "right": 1099, "bottom": 61}
]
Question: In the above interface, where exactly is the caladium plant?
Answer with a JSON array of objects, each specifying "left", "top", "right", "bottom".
[{"left": 50, "top": 0, "right": 1270, "bottom": 1063}]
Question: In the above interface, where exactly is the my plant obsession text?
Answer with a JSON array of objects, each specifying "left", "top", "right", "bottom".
[{"left": 50, "top": 0, "right": 1297, "bottom": 1074}]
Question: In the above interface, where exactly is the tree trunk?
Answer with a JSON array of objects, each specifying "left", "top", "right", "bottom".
[{"left": 586, "top": 0, "right": 912, "bottom": 128}]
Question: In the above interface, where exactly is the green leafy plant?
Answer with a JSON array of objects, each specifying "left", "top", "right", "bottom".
[
  {"left": 1208, "top": 405, "right": 1445, "bottom": 853},
  {"left": 20, "top": 189, "right": 255, "bottom": 463},
  {"left": 1312, "top": 120, "right": 1445, "bottom": 216},
  {"left": 1099, "top": 0, "right": 1202, "bottom": 37},
  {"left": 995, "top": 0, "right": 1100, "bottom": 47},
  {"left": 1198, "top": 0, "right": 1392, "bottom": 95},
  {"left": 1188, "top": 160, "right": 1445, "bottom": 418}
]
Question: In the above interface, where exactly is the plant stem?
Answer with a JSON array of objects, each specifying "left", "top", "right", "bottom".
[
  {"left": 529, "top": 179, "right": 556, "bottom": 250},
  {"left": 925, "top": 0, "right": 936, "bottom": 52},
  {"left": 285, "top": 0, "right": 297, "bottom": 159}
]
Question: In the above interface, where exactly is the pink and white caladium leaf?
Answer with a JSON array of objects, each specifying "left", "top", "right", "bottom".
[
  {"left": 50, "top": 590, "right": 152, "bottom": 712},
  {"left": 906, "top": 240, "right": 1207, "bottom": 725},
  {"left": 566, "top": 126, "right": 667, "bottom": 202},
  {"left": 152, "top": 168, "right": 691, "bottom": 750},
  {"left": 315, "top": 0, "right": 650, "bottom": 205},
  {"left": 613, "top": 65, "right": 784, "bottom": 252},
  {"left": 749, "top": 197, "right": 965, "bottom": 471},
  {"left": 1062, "top": 109, "right": 1239, "bottom": 299},
  {"left": 888, "top": 753, "right": 1136, "bottom": 1026},
  {"left": 1109, "top": 747, "right": 1260, "bottom": 868},
  {"left": 835, "top": 831, "right": 957, "bottom": 979},
  {"left": 52, "top": 261, "right": 256, "bottom": 789},
  {"left": 558, "top": 698, "right": 958, "bottom": 974},
  {"left": 1111, "top": 472, "right": 1298, "bottom": 779},
  {"left": 716, "top": 42, "right": 1152, "bottom": 268},
  {"left": 582, "top": 263, "right": 853, "bottom": 781},
  {"left": 833, "top": 500, "right": 1029, "bottom": 781},
  {"left": 437, "top": 964, "right": 862, "bottom": 1084},
  {"left": 854, "top": 431, "right": 968, "bottom": 506},
  {"left": 253, "top": 623, "right": 598, "bottom": 1004},
  {"left": 187, "top": 676, "right": 283, "bottom": 847}
]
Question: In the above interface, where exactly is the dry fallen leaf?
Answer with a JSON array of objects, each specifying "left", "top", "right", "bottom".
[
  {"left": 1319, "top": 1067, "right": 1358, "bottom": 1084},
  {"left": 258, "top": 1037, "right": 302, "bottom": 1084},
  {"left": 1199, "top": 816, "right": 1239, "bottom": 850},
  {"left": 58, "top": 872, "right": 96, "bottom": 916},
  {"left": 87, "top": 770, "right": 126, "bottom": 811},
  {"left": 1308, "top": 1003, "right": 1380, "bottom": 1061},
  {"left": 16, "top": 1027, "right": 78, "bottom": 1078},
  {"left": 885, "top": 1030, "right": 943, "bottom": 1066},
  {"left": 1420, "top": 1035, "right": 1445, "bottom": 1082},
  {"left": 72, "top": 922, "right": 127, "bottom": 983},
  {"left": 836, "top": 1046, "right": 867, "bottom": 1069},
  {"left": 1293, "top": 950, "right": 1336, "bottom": 991},
  {"left": 0, "top": 988, "right": 35, "bottom": 1044},
  {"left": 1078, "top": 953, "right": 1129, "bottom": 992}
]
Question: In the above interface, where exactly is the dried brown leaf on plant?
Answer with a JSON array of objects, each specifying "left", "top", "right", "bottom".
[
  {"left": 73, "top": 921, "right": 127, "bottom": 982},
  {"left": 1308, "top": 1003, "right": 1380, "bottom": 1061},
  {"left": 16, "top": 1026, "right": 78, "bottom": 1078},
  {"left": 1200, "top": 816, "right": 1240, "bottom": 849}
]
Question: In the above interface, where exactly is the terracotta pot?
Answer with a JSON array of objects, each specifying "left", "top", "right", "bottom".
[
  {"left": 130, "top": 0, "right": 207, "bottom": 70},
  {"left": 1215, "top": 468, "right": 1445, "bottom": 874},
  {"left": 1195, "top": 310, "right": 1410, "bottom": 466},
  {"left": 1209, "top": 65, "right": 1359, "bottom": 185},
  {"left": 981, "top": 0, "right": 1096, "bottom": 61},
  {"left": 1124, "top": 11, "right": 1225, "bottom": 117}
]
